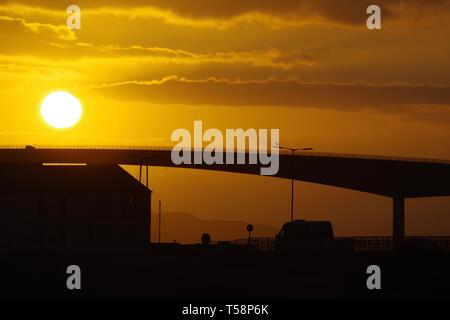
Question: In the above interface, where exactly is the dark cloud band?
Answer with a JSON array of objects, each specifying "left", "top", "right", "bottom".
[{"left": 95, "top": 77, "right": 450, "bottom": 112}]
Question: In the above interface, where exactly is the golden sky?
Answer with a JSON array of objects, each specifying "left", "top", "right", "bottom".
[{"left": 1, "top": 1, "right": 450, "bottom": 237}]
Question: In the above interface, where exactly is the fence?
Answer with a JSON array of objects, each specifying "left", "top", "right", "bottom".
[
  {"left": 233, "top": 237, "right": 275, "bottom": 252},
  {"left": 336, "top": 237, "right": 393, "bottom": 252},
  {"left": 232, "top": 236, "right": 450, "bottom": 253},
  {"left": 337, "top": 236, "right": 450, "bottom": 252}
]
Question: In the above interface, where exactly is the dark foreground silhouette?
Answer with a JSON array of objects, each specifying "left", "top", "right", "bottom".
[
  {"left": 2, "top": 246, "right": 450, "bottom": 300},
  {"left": 1, "top": 163, "right": 449, "bottom": 300}
]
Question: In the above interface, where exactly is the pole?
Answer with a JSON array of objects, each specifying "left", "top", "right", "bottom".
[
  {"left": 290, "top": 149, "right": 295, "bottom": 222},
  {"left": 158, "top": 200, "right": 162, "bottom": 244},
  {"left": 276, "top": 145, "right": 313, "bottom": 223},
  {"left": 146, "top": 166, "right": 151, "bottom": 244}
]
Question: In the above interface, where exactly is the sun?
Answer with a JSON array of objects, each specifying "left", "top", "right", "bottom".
[{"left": 41, "top": 91, "right": 82, "bottom": 129}]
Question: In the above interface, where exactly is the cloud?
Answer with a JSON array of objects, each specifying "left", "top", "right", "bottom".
[
  {"left": 47, "top": 44, "right": 317, "bottom": 69},
  {"left": 3, "top": 0, "right": 449, "bottom": 29},
  {"left": 0, "top": 45, "right": 317, "bottom": 84},
  {"left": 94, "top": 76, "right": 450, "bottom": 113},
  {"left": 0, "top": 15, "right": 76, "bottom": 41}
]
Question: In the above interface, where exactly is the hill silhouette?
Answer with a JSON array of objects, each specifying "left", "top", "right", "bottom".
[{"left": 151, "top": 211, "right": 277, "bottom": 244}]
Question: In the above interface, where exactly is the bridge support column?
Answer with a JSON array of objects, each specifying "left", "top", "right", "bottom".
[
  {"left": 146, "top": 165, "right": 151, "bottom": 244},
  {"left": 393, "top": 196, "right": 405, "bottom": 250}
]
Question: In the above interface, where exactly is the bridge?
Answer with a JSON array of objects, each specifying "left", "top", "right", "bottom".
[{"left": 1, "top": 146, "right": 450, "bottom": 249}]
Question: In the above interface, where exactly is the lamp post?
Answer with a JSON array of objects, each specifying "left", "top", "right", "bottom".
[
  {"left": 158, "top": 200, "right": 162, "bottom": 244},
  {"left": 276, "top": 145, "right": 313, "bottom": 222}
]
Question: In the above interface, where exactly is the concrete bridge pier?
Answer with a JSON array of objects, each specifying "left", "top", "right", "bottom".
[{"left": 393, "top": 196, "right": 405, "bottom": 250}]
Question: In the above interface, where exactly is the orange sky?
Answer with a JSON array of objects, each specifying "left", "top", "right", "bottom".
[{"left": 1, "top": 1, "right": 450, "bottom": 237}]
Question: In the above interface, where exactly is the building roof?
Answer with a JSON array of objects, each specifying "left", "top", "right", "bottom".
[{"left": 0, "top": 164, "right": 151, "bottom": 194}]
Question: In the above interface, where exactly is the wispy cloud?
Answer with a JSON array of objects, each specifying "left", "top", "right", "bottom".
[
  {"left": 2, "top": 1, "right": 449, "bottom": 29},
  {"left": 0, "top": 15, "right": 76, "bottom": 41},
  {"left": 94, "top": 76, "right": 450, "bottom": 113}
]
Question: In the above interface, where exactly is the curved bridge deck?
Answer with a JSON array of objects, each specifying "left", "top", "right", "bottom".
[{"left": 1, "top": 146, "right": 449, "bottom": 248}]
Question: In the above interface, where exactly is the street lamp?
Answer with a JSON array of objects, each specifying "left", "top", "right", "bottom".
[{"left": 276, "top": 145, "right": 314, "bottom": 222}]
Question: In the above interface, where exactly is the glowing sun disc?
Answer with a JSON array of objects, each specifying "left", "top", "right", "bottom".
[{"left": 41, "top": 91, "right": 82, "bottom": 129}]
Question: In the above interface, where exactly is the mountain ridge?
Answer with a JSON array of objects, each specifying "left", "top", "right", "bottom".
[{"left": 151, "top": 211, "right": 278, "bottom": 244}]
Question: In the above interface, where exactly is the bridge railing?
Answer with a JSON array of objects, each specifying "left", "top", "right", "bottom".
[
  {"left": 0, "top": 145, "right": 449, "bottom": 164},
  {"left": 0, "top": 145, "right": 177, "bottom": 151}
]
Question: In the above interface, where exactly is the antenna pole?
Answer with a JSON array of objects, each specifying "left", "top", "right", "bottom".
[{"left": 158, "top": 200, "right": 162, "bottom": 243}]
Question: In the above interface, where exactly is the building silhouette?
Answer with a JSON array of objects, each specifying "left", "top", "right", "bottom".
[{"left": 0, "top": 164, "right": 151, "bottom": 254}]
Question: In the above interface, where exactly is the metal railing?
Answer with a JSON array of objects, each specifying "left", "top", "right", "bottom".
[
  {"left": 232, "top": 236, "right": 450, "bottom": 253},
  {"left": 336, "top": 237, "right": 393, "bottom": 252},
  {"left": 336, "top": 236, "right": 450, "bottom": 252},
  {"left": 0, "top": 145, "right": 449, "bottom": 164},
  {"left": 233, "top": 238, "right": 275, "bottom": 251}
]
